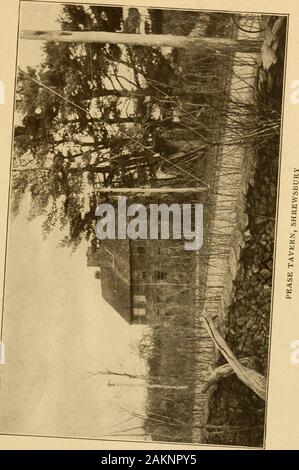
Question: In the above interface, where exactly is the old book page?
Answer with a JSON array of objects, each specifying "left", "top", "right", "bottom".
[{"left": 0, "top": 0, "right": 298, "bottom": 450}]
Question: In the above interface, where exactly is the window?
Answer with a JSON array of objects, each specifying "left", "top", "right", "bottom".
[
  {"left": 156, "top": 271, "right": 167, "bottom": 280},
  {"left": 133, "top": 308, "right": 146, "bottom": 318},
  {"left": 133, "top": 294, "right": 146, "bottom": 303},
  {"left": 134, "top": 285, "right": 145, "bottom": 295},
  {"left": 134, "top": 271, "right": 146, "bottom": 281}
]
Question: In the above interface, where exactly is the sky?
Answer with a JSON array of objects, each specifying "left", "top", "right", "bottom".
[
  {"left": 0, "top": 195, "right": 148, "bottom": 439},
  {"left": 17, "top": 2, "right": 149, "bottom": 69},
  {"left": 0, "top": 1, "right": 149, "bottom": 441},
  {"left": 18, "top": 2, "right": 62, "bottom": 69},
  {"left": 17, "top": 2, "right": 146, "bottom": 119}
]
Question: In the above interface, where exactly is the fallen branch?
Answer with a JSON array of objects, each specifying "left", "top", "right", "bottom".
[
  {"left": 203, "top": 356, "right": 260, "bottom": 392},
  {"left": 202, "top": 313, "right": 266, "bottom": 400}
]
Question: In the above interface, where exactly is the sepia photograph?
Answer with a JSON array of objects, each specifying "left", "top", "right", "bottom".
[{"left": 0, "top": 0, "right": 288, "bottom": 448}]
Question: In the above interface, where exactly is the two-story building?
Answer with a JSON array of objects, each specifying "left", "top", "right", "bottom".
[{"left": 87, "top": 236, "right": 196, "bottom": 325}]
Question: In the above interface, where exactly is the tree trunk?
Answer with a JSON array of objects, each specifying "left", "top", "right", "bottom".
[
  {"left": 92, "top": 88, "right": 147, "bottom": 98},
  {"left": 202, "top": 314, "right": 266, "bottom": 401},
  {"left": 69, "top": 116, "right": 138, "bottom": 125},
  {"left": 90, "top": 369, "right": 189, "bottom": 390},
  {"left": 98, "top": 187, "right": 206, "bottom": 193},
  {"left": 108, "top": 381, "right": 188, "bottom": 390},
  {"left": 203, "top": 356, "right": 260, "bottom": 392},
  {"left": 20, "top": 30, "right": 262, "bottom": 53}
]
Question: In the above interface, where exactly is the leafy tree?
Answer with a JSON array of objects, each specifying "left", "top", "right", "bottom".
[
  {"left": 13, "top": 5, "right": 165, "bottom": 248},
  {"left": 13, "top": 5, "right": 211, "bottom": 248}
]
